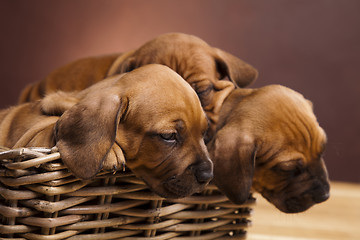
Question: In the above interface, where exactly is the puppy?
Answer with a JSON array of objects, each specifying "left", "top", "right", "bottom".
[
  {"left": 208, "top": 85, "right": 330, "bottom": 213},
  {"left": 0, "top": 64, "right": 213, "bottom": 199},
  {"left": 18, "top": 32, "right": 258, "bottom": 140}
]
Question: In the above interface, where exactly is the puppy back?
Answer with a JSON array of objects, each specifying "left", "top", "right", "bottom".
[{"left": 18, "top": 54, "right": 120, "bottom": 103}]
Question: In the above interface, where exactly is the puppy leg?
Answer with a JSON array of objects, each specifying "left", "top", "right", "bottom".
[
  {"left": 41, "top": 91, "right": 80, "bottom": 116},
  {"left": 103, "top": 143, "right": 126, "bottom": 173},
  {"left": 13, "top": 117, "right": 59, "bottom": 148},
  {"left": 203, "top": 80, "right": 235, "bottom": 141}
]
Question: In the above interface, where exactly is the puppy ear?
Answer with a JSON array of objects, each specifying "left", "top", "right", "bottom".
[
  {"left": 214, "top": 48, "right": 258, "bottom": 88},
  {"left": 107, "top": 50, "right": 137, "bottom": 76},
  {"left": 208, "top": 127, "right": 256, "bottom": 204},
  {"left": 55, "top": 90, "right": 128, "bottom": 179}
]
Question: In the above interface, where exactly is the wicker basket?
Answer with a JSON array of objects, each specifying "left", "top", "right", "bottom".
[{"left": 0, "top": 146, "right": 255, "bottom": 239}]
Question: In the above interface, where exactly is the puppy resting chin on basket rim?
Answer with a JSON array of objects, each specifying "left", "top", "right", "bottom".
[{"left": 0, "top": 64, "right": 213, "bottom": 199}]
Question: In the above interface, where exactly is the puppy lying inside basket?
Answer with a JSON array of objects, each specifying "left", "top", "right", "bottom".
[
  {"left": 18, "top": 32, "right": 258, "bottom": 142},
  {"left": 1, "top": 64, "right": 214, "bottom": 198},
  {"left": 0, "top": 64, "right": 254, "bottom": 239}
]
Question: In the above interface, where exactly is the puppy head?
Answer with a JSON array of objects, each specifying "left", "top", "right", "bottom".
[
  {"left": 108, "top": 33, "right": 258, "bottom": 140},
  {"left": 55, "top": 64, "right": 213, "bottom": 198},
  {"left": 208, "top": 85, "right": 330, "bottom": 212}
]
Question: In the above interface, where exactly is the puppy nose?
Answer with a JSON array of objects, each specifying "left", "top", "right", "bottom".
[
  {"left": 310, "top": 181, "right": 330, "bottom": 203},
  {"left": 195, "top": 169, "right": 213, "bottom": 183},
  {"left": 314, "top": 191, "right": 330, "bottom": 203},
  {"left": 193, "top": 162, "right": 213, "bottom": 184}
]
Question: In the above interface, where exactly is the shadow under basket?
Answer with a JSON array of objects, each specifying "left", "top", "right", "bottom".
[{"left": 0, "top": 147, "right": 255, "bottom": 240}]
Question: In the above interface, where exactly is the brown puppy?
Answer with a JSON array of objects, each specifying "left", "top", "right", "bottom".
[
  {"left": 1, "top": 64, "right": 213, "bottom": 199},
  {"left": 19, "top": 32, "right": 258, "bottom": 140},
  {"left": 208, "top": 85, "right": 330, "bottom": 213}
]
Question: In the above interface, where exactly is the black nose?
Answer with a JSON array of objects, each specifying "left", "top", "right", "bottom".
[
  {"left": 195, "top": 169, "right": 213, "bottom": 183},
  {"left": 310, "top": 181, "right": 330, "bottom": 203},
  {"left": 193, "top": 161, "right": 213, "bottom": 184}
]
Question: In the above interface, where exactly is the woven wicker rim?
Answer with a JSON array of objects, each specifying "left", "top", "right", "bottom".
[{"left": 0, "top": 147, "right": 255, "bottom": 239}]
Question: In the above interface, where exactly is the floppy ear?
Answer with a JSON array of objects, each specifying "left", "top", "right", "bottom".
[
  {"left": 107, "top": 50, "right": 137, "bottom": 76},
  {"left": 208, "top": 127, "right": 256, "bottom": 204},
  {"left": 55, "top": 90, "right": 128, "bottom": 179},
  {"left": 214, "top": 48, "right": 258, "bottom": 88}
]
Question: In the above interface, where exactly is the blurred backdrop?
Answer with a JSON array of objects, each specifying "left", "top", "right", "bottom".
[{"left": 1, "top": 0, "right": 359, "bottom": 182}]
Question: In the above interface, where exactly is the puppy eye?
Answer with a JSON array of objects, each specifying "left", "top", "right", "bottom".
[
  {"left": 197, "top": 86, "right": 213, "bottom": 107},
  {"left": 197, "top": 85, "right": 213, "bottom": 97},
  {"left": 272, "top": 159, "right": 304, "bottom": 176},
  {"left": 292, "top": 166, "right": 303, "bottom": 176},
  {"left": 159, "top": 133, "right": 177, "bottom": 143}
]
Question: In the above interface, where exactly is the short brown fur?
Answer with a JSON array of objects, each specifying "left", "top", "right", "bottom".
[
  {"left": 2, "top": 64, "right": 213, "bottom": 199},
  {"left": 19, "top": 33, "right": 258, "bottom": 141},
  {"left": 208, "top": 85, "right": 330, "bottom": 213}
]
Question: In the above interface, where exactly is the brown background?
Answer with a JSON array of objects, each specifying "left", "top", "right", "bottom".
[{"left": 1, "top": 0, "right": 359, "bottom": 182}]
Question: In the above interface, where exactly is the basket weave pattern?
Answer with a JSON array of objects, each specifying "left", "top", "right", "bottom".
[{"left": 0, "top": 147, "right": 255, "bottom": 239}]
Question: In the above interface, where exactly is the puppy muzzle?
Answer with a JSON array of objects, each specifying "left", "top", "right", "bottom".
[
  {"left": 277, "top": 179, "right": 330, "bottom": 213},
  {"left": 162, "top": 159, "right": 213, "bottom": 198},
  {"left": 191, "top": 161, "right": 214, "bottom": 184}
]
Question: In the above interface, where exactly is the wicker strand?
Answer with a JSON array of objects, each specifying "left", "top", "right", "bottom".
[{"left": 0, "top": 147, "right": 255, "bottom": 239}]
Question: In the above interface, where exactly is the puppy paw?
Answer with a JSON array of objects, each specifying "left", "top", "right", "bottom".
[
  {"left": 41, "top": 91, "right": 80, "bottom": 116},
  {"left": 103, "top": 143, "right": 126, "bottom": 173}
]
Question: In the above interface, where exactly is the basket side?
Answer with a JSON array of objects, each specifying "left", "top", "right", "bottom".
[{"left": 0, "top": 147, "right": 255, "bottom": 239}]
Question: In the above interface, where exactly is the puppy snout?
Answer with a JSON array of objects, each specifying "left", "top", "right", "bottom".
[
  {"left": 313, "top": 191, "right": 330, "bottom": 203},
  {"left": 310, "top": 181, "right": 330, "bottom": 203},
  {"left": 189, "top": 161, "right": 214, "bottom": 184},
  {"left": 195, "top": 168, "right": 213, "bottom": 183}
]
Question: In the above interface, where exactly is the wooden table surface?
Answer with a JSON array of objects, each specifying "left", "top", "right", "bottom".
[{"left": 247, "top": 181, "right": 360, "bottom": 240}]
